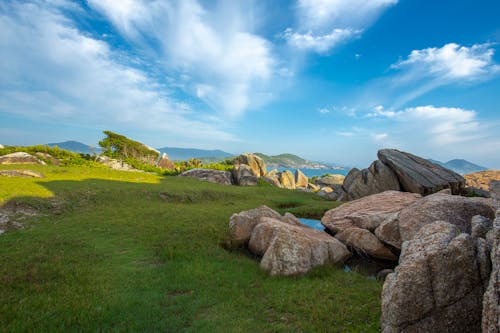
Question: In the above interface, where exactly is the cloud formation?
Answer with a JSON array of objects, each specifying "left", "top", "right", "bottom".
[{"left": 285, "top": 0, "right": 397, "bottom": 53}]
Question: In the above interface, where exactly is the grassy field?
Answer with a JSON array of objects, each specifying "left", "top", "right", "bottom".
[{"left": 0, "top": 165, "right": 382, "bottom": 332}]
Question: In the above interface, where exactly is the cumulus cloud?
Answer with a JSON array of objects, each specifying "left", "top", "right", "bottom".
[
  {"left": 87, "top": 0, "right": 276, "bottom": 117},
  {"left": 0, "top": 1, "right": 235, "bottom": 143},
  {"left": 285, "top": 0, "right": 397, "bottom": 53}
]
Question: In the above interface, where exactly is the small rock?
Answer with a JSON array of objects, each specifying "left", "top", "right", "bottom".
[
  {"left": 0, "top": 152, "right": 46, "bottom": 165},
  {"left": 180, "top": 168, "right": 233, "bottom": 186},
  {"left": 0, "top": 170, "right": 45, "bottom": 178}
]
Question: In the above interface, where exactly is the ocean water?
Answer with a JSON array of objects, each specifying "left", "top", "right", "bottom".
[
  {"left": 298, "top": 218, "right": 325, "bottom": 230},
  {"left": 277, "top": 167, "right": 350, "bottom": 178}
]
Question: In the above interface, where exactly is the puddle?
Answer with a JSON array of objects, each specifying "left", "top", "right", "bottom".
[{"left": 298, "top": 218, "right": 325, "bottom": 230}]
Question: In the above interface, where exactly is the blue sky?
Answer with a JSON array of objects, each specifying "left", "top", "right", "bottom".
[{"left": 1, "top": 0, "right": 500, "bottom": 167}]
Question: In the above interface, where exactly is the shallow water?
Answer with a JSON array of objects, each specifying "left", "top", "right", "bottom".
[{"left": 298, "top": 218, "right": 325, "bottom": 230}]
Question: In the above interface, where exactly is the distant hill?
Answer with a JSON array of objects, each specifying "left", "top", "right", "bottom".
[
  {"left": 157, "top": 147, "right": 234, "bottom": 161},
  {"left": 47, "top": 141, "right": 100, "bottom": 154},
  {"left": 255, "top": 153, "right": 337, "bottom": 169},
  {"left": 429, "top": 158, "right": 488, "bottom": 175}
]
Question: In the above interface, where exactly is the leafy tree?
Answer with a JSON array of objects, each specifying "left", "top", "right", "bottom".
[{"left": 98, "top": 131, "right": 159, "bottom": 165}]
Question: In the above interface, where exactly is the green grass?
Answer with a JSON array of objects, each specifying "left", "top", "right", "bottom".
[{"left": 0, "top": 165, "right": 382, "bottom": 332}]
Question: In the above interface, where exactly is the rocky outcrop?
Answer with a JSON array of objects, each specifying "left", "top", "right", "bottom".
[
  {"left": 465, "top": 170, "right": 500, "bottom": 191},
  {"left": 180, "top": 168, "right": 233, "bottom": 186},
  {"left": 233, "top": 154, "right": 266, "bottom": 178},
  {"left": 157, "top": 153, "right": 175, "bottom": 170},
  {"left": 96, "top": 156, "right": 137, "bottom": 171},
  {"left": 381, "top": 221, "right": 491, "bottom": 333},
  {"left": 343, "top": 160, "right": 401, "bottom": 200},
  {"left": 398, "top": 193, "right": 495, "bottom": 242},
  {"left": 262, "top": 170, "right": 282, "bottom": 187},
  {"left": 280, "top": 170, "right": 296, "bottom": 190},
  {"left": 0, "top": 170, "right": 45, "bottom": 178},
  {"left": 228, "top": 206, "right": 285, "bottom": 246},
  {"left": 491, "top": 181, "right": 500, "bottom": 207},
  {"left": 378, "top": 149, "right": 465, "bottom": 195},
  {"left": 335, "top": 227, "right": 397, "bottom": 261},
  {"left": 251, "top": 218, "right": 351, "bottom": 276},
  {"left": 316, "top": 174, "right": 345, "bottom": 187},
  {"left": 0, "top": 152, "right": 46, "bottom": 165},
  {"left": 482, "top": 210, "right": 500, "bottom": 333},
  {"left": 295, "top": 169, "right": 308, "bottom": 188},
  {"left": 233, "top": 164, "right": 258, "bottom": 186}
]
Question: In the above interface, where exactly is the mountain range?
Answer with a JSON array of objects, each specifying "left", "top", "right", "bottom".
[{"left": 428, "top": 159, "right": 488, "bottom": 175}]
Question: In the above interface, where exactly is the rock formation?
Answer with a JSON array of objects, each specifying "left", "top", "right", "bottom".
[
  {"left": 280, "top": 170, "right": 296, "bottom": 189},
  {"left": 0, "top": 170, "right": 45, "bottom": 178},
  {"left": 381, "top": 221, "right": 491, "bottom": 333},
  {"left": 0, "top": 152, "right": 46, "bottom": 165},
  {"left": 295, "top": 169, "right": 308, "bottom": 188},
  {"left": 482, "top": 210, "right": 500, "bottom": 333},
  {"left": 465, "top": 170, "right": 500, "bottom": 191},
  {"left": 233, "top": 153, "right": 266, "bottom": 178},
  {"left": 157, "top": 153, "right": 175, "bottom": 170},
  {"left": 233, "top": 164, "right": 258, "bottom": 186},
  {"left": 316, "top": 174, "right": 345, "bottom": 187},
  {"left": 179, "top": 168, "right": 233, "bottom": 185},
  {"left": 96, "top": 156, "right": 136, "bottom": 171}
]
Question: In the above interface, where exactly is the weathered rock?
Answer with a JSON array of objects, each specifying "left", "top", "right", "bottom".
[
  {"left": 280, "top": 170, "right": 296, "bottom": 190},
  {"left": 316, "top": 174, "right": 345, "bottom": 187},
  {"left": 0, "top": 170, "right": 45, "bottom": 178},
  {"left": 377, "top": 269, "right": 394, "bottom": 282},
  {"left": 180, "top": 168, "right": 233, "bottom": 185},
  {"left": 307, "top": 183, "right": 320, "bottom": 192},
  {"left": 228, "top": 205, "right": 289, "bottom": 247},
  {"left": 375, "top": 214, "right": 402, "bottom": 249},
  {"left": 342, "top": 160, "right": 401, "bottom": 200},
  {"left": 471, "top": 215, "right": 493, "bottom": 240},
  {"left": 233, "top": 164, "right": 258, "bottom": 186},
  {"left": 157, "top": 153, "right": 175, "bottom": 170},
  {"left": 320, "top": 186, "right": 334, "bottom": 193},
  {"left": 381, "top": 221, "right": 490, "bottom": 333},
  {"left": 335, "top": 227, "right": 397, "bottom": 261},
  {"left": 322, "top": 191, "right": 421, "bottom": 233},
  {"left": 0, "top": 152, "right": 46, "bottom": 165},
  {"left": 463, "top": 186, "right": 491, "bottom": 198},
  {"left": 378, "top": 149, "right": 465, "bottom": 195},
  {"left": 233, "top": 153, "right": 266, "bottom": 177},
  {"left": 491, "top": 180, "right": 500, "bottom": 208},
  {"left": 96, "top": 156, "right": 136, "bottom": 171},
  {"left": 465, "top": 170, "right": 500, "bottom": 191},
  {"left": 482, "top": 210, "right": 500, "bottom": 333},
  {"left": 261, "top": 170, "right": 282, "bottom": 187},
  {"left": 398, "top": 193, "right": 495, "bottom": 242},
  {"left": 295, "top": 169, "right": 308, "bottom": 188},
  {"left": 35, "top": 152, "right": 60, "bottom": 165},
  {"left": 250, "top": 218, "right": 350, "bottom": 276}
]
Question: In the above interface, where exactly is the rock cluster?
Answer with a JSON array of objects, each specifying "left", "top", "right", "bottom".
[
  {"left": 465, "top": 170, "right": 500, "bottom": 191},
  {"left": 229, "top": 206, "right": 350, "bottom": 275},
  {"left": 342, "top": 149, "right": 465, "bottom": 200},
  {"left": 96, "top": 156, "right": 137, "bottom": 171},
  {"left": 0, "top": 152, "right": 46, "bottom": 165},
  {"left": 179, "top": 168, "right": 233, "bottom": 185},
  {"left": 483, "top": 210, "right": 500, "bottom": 333}
]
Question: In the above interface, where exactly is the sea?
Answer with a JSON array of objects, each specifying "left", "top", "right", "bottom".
[{"left": 277, "top": 167, "right": 350, "bottom": 178}]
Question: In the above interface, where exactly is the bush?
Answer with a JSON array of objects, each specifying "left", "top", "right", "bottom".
[{"left": 0, "top": 145, "right": 102, "bottom": 167}]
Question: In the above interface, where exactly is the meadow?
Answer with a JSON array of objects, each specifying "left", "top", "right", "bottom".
[{"left": 0, "top": 164, "right": 382, "bottom": 332}]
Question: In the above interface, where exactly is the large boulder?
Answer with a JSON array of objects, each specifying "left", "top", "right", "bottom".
[
  {"left": 316, "top": 174, "right": 345, "bottom": 187},
  {"left": 335, "top": 227, "right": 397, "bottom": 261},
  {"left": 0, "top": 170, "right": 45, "bottom": 178},
  {"left": 250, "top": 218, "right": 351, "bottom": 276},
  {"left": 280, "top": 170, "right": 296, "bottom": 190},
  {"left": 233, "top": 164, "right": 258, "bottom": 186},
  {"left": 483, "top": 210, "right": 500, "bottom": 333},
  {"left": 96, "top": 156, "right": 136, "bottom": 171},
  {"left": 295, "top": 169, "right": 308, "bottom": 188},
  {"left": 378, "top": 149, "right": 465, "bottom": 195},
  {"left": 179, "top": 168, "right": 233, "bottom": 186},
  {"left": 157, "top": 153, "right": 175, "bottom": 170},
  {"left": 342, "top": 160, "right": 401, "bottom": 200},
  {"left": 381, "top": 221, "right": 491, "bottom": 333},
  {"left": 322, "top": 191, "right": 421, "bottom": 233},
  {"left": 0, "top": 152, "right": 46, "bottom": 165},
  {"left": 398, "top": 193, "right": 495, "bottom": 243},
  {"left": 233, "top": 153, "right": 266, "bottom": 177},
  {"left": 491, "top": 180, "right": 500, "bottom": 208}
]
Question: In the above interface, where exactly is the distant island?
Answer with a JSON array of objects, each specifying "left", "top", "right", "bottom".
[{"left": 254, "top": 153, "right": 345, "bottom": 170}]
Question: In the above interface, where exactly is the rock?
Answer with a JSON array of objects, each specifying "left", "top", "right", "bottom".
[
  {"left": 322, "top": 191, "right": 421, "bottom": 233},
  {"left": 381, "top": 221, "right": 490, "bottom": 333},
  {"left": 320, "top": 186, "right": 334, "bottom": 193},
  {"left": 96, "top": 156, "right": 136, "bottom": 171},
  {"left": 233, "top": 153, "right": 266, "bottom": 177},
  {"left": 316, "top": 174, "right": 345, "bottom": 187},
  {"left": 295, "top": 169, "right": 308, "bottom": 188},
  {"left": 228, "top": 205, "right": 288, "bottom": 247},
  {"left": 378, "top": 149, "right": 465, "bottom": 195},
  {"left": 35, "top": 152, "right": 60, "bottom": 165},
  {"left": 157, "top": 153, "right": 175, "bottom": 170},
  {"left": 464, "top": 170, "right": 500, "bottom": 191},
  {"left": 462, "top": 186, "right": 491, "bottom": 198},
  {"left": 307, "top": 183, "right": 320, "bottom": 192},
  {"left": 374, "top": 215, "right": 402, "bottom": 249},
  {"left": 0, "top": 152, "right": 46, "bottom": 165},
  {"left": 377, "top": 269, "right": 394, "bottom": 282},
  {"left": 342, "top": 160, "right": 401, "bottom": 200},
  {"left": 398, "top": 193, "right": 495, "bottom": 242},
  {"left": 491, "top": 180, "right": 500, "bottom": 207},
  {"left": 318, "top": 189, "right": 340, "bottom": 201},
  {"left": 249, "top": 218, "right": 350, "bottom": 276},
  {"left": 0, "top": 170, "right": 45, "bottom": 178},
  {"left": 233, "top": 164, "right": 258, "bottom": 186},
  {"left": 470, "top": 215, "right": 493, "bottom": 240},
  {"left": 180, "top": 168, "right": 233, "bottom": 186},
  {"left": 280, "top": 170, "right": 296, "bottom": 190},
  {"left": 261, "top": 170, "right": 282, "bottom": 187},
  {"left": 482, "top": 210, "right": 500, "bottom": 332},
  {"left": 335, "top": 227, "right": 397, "bottom": 261}
]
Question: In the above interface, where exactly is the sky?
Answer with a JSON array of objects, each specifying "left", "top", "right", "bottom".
[{"left": 1, "top": 0, "right": 500, "bottom": 168}]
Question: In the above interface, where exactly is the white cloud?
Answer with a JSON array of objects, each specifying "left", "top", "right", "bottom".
[
  {"left": 318, "top": 108, "right": 330, "bottom": 114},
  {"left": 372, "top": 133, "right": 388, "bottom": 141},
  {"left": 0, "top": 1, "right": 235, "bottom": 144},
  {"left": 285, "top": 0, "right": 397, "bottom": 53},
  {"left": 87, "top": 0, "right": 276, "bottom": 117},
  {"left": 392, "top": 43, "right": 500, "bottom": 81}
]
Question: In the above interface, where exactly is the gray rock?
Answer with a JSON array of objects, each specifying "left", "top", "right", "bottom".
[
  {"left": 471, "top": 215, "right": 493, "bottom": 240},
  {"left": 335, "top": 227, "right": 397, "bottom": 261},
  {"left": 482, "top": 210, "right": 500, "bottom": 333},
  {"left": 0, "top": 152, "right": 46, "bottom": 165},
  {"left": 233, "top": 164, "right": 258, "bottom": 186},
  {"left": 180, "top": 168, "right": 233, "bottom": 186},
  {"left": 377, "top": 269, "right": 394, "bottom": 282},
  {"left": 0, "top": 169, "right": 45, "bottom": 178},
  {"left": 491, "top": 180, "right": 500, "bottom": 208},
  {"left": 381, "top": 221, "right": 490, "bottom": 333},
  {"left": 398, "top": 193, "right": 495, "bottom": 242},
  {"left": 96, "top": 156, "right": 136, "bottom": 171},
  {"left": 378, "top": 149, "right": 465, "bottom": 195}
]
